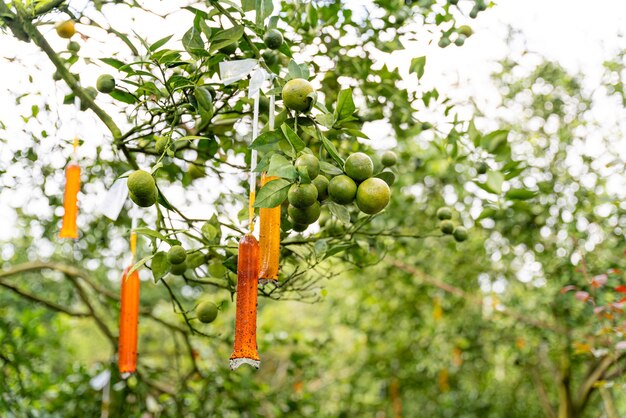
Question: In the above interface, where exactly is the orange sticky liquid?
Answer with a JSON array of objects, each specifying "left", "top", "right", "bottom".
[
  {"left": 118, "top": 266, "right": 140, "bottom": 373},
  {"left": 258, "top": 174, "right": 281, "bottom": 281},
  {"left": 230, "top": 234, "right": 260, "bottom": 367},
  {"left": 59, "top": 164, "right": 80, "bottom": 239}
]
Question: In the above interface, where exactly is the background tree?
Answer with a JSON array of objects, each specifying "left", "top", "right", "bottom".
[{"left": 1, "top": 1, "right": 625, "bottom": 417}]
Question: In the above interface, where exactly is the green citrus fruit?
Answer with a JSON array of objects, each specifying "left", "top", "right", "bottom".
[
  {"left": 438, "top": 37, "right": 451, "bottom": 48},
  {"left": 219, "top": 41, "right": 238, "bottom": 55},
  {"left": 436, "top": 207, "right": 452, "bottom": 220},
  {"left": 155, "top": 136, "right": 169, "bottom": 154},
  {"left": 292, "top": 223, "right": 309, "bottom": 232},
  {"left": 167, "top": 245, "right": 187, "bottom": 265},
  {"left": 262, "top": 50, "right": 278, "bottom": 66},
  {"left": 188, "top": 161, "right": 206, "bottom": 180},
  {"left": 328, "top": 175, "right": 357, "bottom": 204},
  {"left": 440, "top": 220, "right": 454, "bottom": 234},
  {"left": 56, "top": 20, "right": 75, "bottom": 39},
  {"left": 312, "top": 175, "right": 329, "bottom": 201},
  {"left": 477, "top": 162, "right": 488, "bottom": 175},
  {"left": 196, "top": 301, "right": 218, "bottom": 323},
  {"left": 356, "top": 177, "right": 391, "bottom": 215},
  {"left": 345, "top": 152, "right": 374, "bottom": 182},
  {"left": 295, "top": 153, "right": 320, "bottom": 180},
  {"left": 263, "top": 29, "right": 283, "bottom": 50},
  {"left": 170, "top": 261, "right": 188, "bottom": 275},
  {"left": 453, "top": 226, "right": 468, "bottom": 242},
  {"left": 67, "top": 41, "right": 80, "bottom": 53},
  {"left": 128, "top": 170, "right": 157, "bottom": 207},
  {"left": 288, "top": 201, "right": 321, "bottom": 225},
  {"left": 96, "top": 74, "right": 116, "bottom": 93},
  {"left": 381, "top": 151, "right": 397, "bottom": 167},
  {"left": 288, "top": 183, "right": 318, "bottom": 208},
  {"left": 282, "top": 78, "right": 315, "bottom": 112}
]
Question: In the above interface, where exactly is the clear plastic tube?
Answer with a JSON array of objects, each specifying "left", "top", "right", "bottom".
[{"left": 230, "top": 234, "right": 260, "bottom": 369}]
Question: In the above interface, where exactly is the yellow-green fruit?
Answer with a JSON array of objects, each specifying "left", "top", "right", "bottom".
[
  {"left": 312, "top": 175, "right": 329, "bottom": 201},
  {"left": 263, "top": 29, "right": 283, "bottom": 50},
  {"left": 262, "top": 50, "right": 278, "bottom": 66},
  {"left": 440, "top": 220, "right": 454, "bottom": 234},
  {"left": 288, "top": 183, "right": 318, "bottom": 208},
  {"left": 457, "top": 25, "right": 473, "bottom": 37},
  {"left": 128, "top": 170, "right": 157, "bottom": 207},
  {"left": 453, "top": 226, "right": 468, "bottom": 242},
  {"left": 345, "top": 152, "right": 374, "bottom": 182},
  {"left": 329, "top": 175, "right": 357, "bottom": 204},
  {"left": 437, "top": 207, "right": 452, "bottom": 220},
  {"left": 355, "top": 177, "right": 391, "bottom": 215},
  {"left": 188, "top": 162, "right": 206, "bottom": 180},
  {"left": 155, "top": 136, "right": 168, "bottom": 154},
  {"left": 295, "top": 154, "right": 320, "bottom": 180},
  {"left": 288, "top": 201, "right": 321, "bottom": 225},
  {"left": 196, "top": 301, "right": 218, "bottom": 323},
  {"left": 282, "top": 78, "right": 315, "bottom": 112},
  {"left": 67, "top": 41, "right": 80, "bottom": 53},
  {"left": 292, "top": 223, "right": 309, "bottom": 232},
  {"left": 167, "top": 245, "right": 187, "bottom": 265},
  {"left": 170, "top": 261, "right": 187, "bottom": 275},
  {"left": 381, "top": 151, "right": 397, "bottom": 167},
  {"left": 56, "top": 20, "right": 76, "bottom": 39},
  {"left": 96, "top": 74, "right": 116, "bottom": 93}
]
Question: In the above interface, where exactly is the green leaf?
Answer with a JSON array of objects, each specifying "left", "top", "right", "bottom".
[
  {"left": 149, "top": 35, "right": 173, "bottom": 51},
  {"left": 409, "top": 56, "right": 426, "bottom": 79},
  {"left": 315, "top": 113, "right": 334, "bottom": 129},
  {"left": 267, "top": 154, "right": 298, "bottom": 180},
  {"left": 281, "top": 123, "right": 305, "bottom": 152},
  {"left": 110, "top": 89, "right": 137, "bottom": 104},
  {"left": 250, "top": 131, "right": 283, "bottom": 152},
  {"left": 100, "top": 57, "right": 125, "bottom": 69},
  {"left": 484, "top": 171, "right": 504, "bottom": 194},
  {"left": 468, "top": 120, "right": 480, "bottom": 146},
  {"left": 151, "top": 251, "right": 170, "bottom": 282},
  {"left": 320, "top": 135, "right": 344, "bottom": 167},
  {"left": 505, "top": 189, "right": 537, "bottom": 200},
  {"left": 242, "top": 0, "right": 255, "bottom": 11},
  {"left": 481, "top": 130, "right": 508, "bottom": 154},
  {"left": 182, "top": 27, "right": 206, "bottom": 57},
  {"left": 326, "top": 201, "right": 350, "bottom": 224},
  {"left": 186, "top": 252, "right": 206, "bottom": 269},
  {"left": 287, "top": 60, "right": 303, "bottom": 79},
  {"left": 324, "top": 243, "right": 354, "bottom": 259},
  {"left": 127, "top": 255, "right": 153, "bottom": 276},
  {"left": 210, "top": 25, "right": 244, "bottom": 52},
  {"left": 254, "top": 178, "right": 291, "bottom": 208},
  {"left": 334, "top": 89, "right": 355, "bottom": 123},
  {"left": 256, "top": 0, "right": 274, "bottom": 27},
  {"left": 320, "top": 161, "right": 342, "bottom": 176}
]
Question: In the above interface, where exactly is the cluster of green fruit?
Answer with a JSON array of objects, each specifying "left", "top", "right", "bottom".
[
  {"left": 438, "top": 24, "right": 473, "bottom": 48},
  {"left": 286, "top": 151, "right": 394, "bottom": 232},
  {"left": 436, "top": 207, "right": 468, "bottom": 242}
]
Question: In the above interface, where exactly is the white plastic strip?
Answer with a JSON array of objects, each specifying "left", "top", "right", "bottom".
[
  {"left": 219, "top": 59, "right": 258, "bottom": 85},
  {"left": 99, "top": 178, "right": 129, "bottom": 221}
]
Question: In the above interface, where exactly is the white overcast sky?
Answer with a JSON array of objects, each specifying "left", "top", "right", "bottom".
[{"left": 1, "top": 0, "right": 626, "bottom": 244}]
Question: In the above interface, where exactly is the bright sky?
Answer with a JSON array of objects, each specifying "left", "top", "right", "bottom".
[{"left": 1, "top": 0, "right": 626, "bottom": 245}]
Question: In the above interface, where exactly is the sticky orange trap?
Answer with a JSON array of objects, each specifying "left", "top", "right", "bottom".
[
  {"left": 258, "top": 173, "right": 281, "bottom": 283},
  {"left": 59, "top": 163, "right": 80, "bottom": 239},
  {"left": 230, "top": 234, "right": 260, "bottom": 369},
  {"left": 118, "top": 266, "right": 140, "bottom": 373}
]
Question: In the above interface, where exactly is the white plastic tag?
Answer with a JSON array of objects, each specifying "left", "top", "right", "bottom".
[
  {"left": 219, "top": 59, "right": 258, "bottom": 85},
  {"left": 99, "top": 178, "right": 128, "bottom": 221}
]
